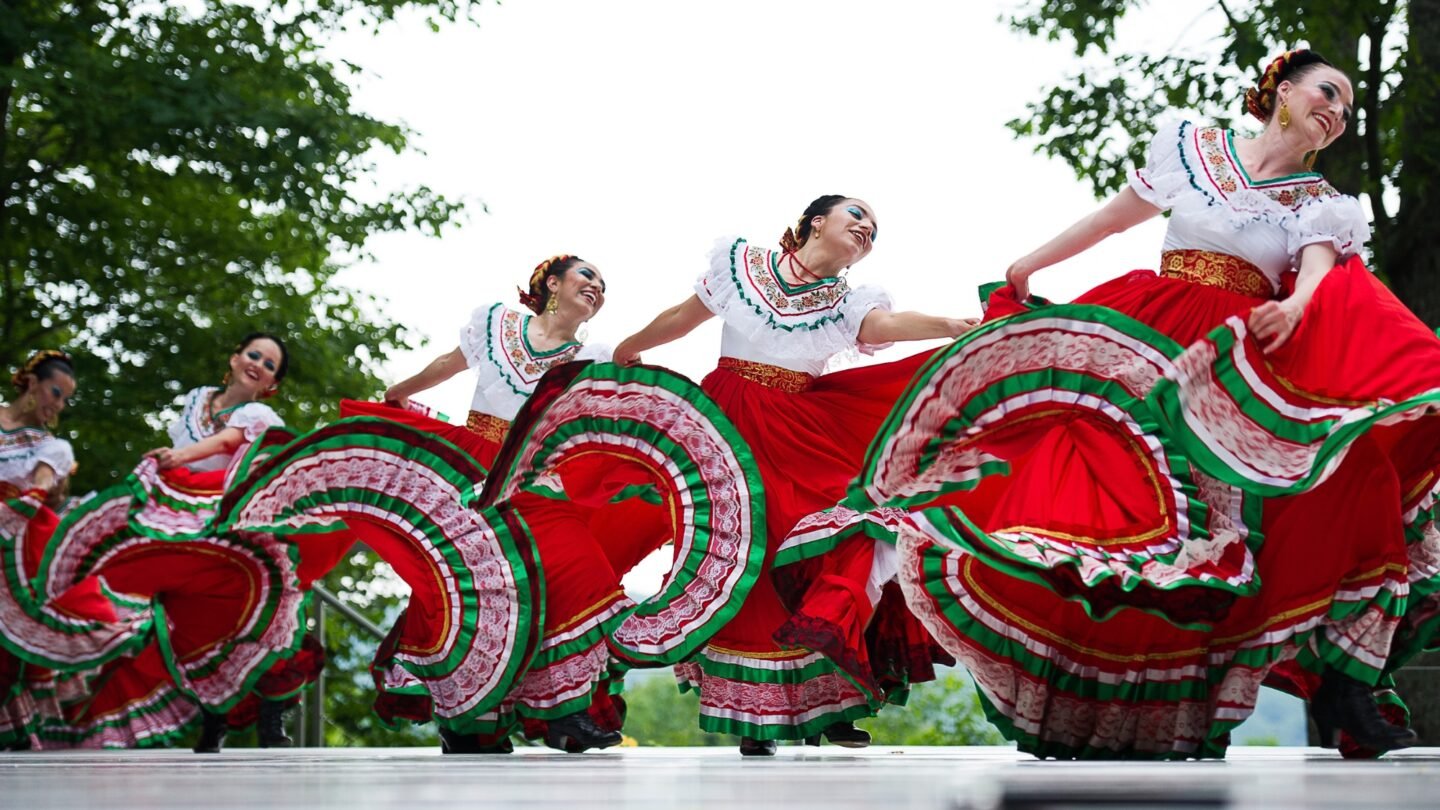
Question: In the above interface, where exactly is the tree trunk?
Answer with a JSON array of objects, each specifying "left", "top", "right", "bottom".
[
  {"left": 1307, "top": 27, "right": 1366, "bottom": 198},
  {"left": 1388, "top": 0, "right": 1440, "bottom": 327}
]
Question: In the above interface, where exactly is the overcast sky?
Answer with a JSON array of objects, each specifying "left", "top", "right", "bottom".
[{"left": 326, "top": 0, "right": 1242, "bottom": 415}]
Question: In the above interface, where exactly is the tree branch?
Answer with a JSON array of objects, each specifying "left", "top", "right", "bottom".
[
  {"left": 1214, "top": 0, "right": 1245, "bottom": 33},
  {"left": 1365, "top": 4, "right": 1392, "bottom": 238}
]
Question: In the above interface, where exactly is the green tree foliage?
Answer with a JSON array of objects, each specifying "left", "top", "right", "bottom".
[
  {"left": 1006, "top": 0, "right": 1440, "bottom": 324},
  {"left": 618, "top": 668, "right": 1004, "bottom": 747},
  {"left": 620, "top": 672, "right": 731, "bottom": 747},
  {"left": 0, "top": 1, "right": 480, "bottom": 490},
  {"left": 313, "top": 551, "right": 433, "bottom": 747},
  {"left": 856, "top": 671, "right": 1006, "bottom": 746}
]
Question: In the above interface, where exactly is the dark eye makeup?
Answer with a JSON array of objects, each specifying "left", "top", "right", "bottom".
[
  {"left": 578, "top": 268, "right": 606, "bottom": 293},
  {"left": 246, "top": 349, "right": 277, "bottom": 372},
  {"left": 1318, "top": 82, "right": 1353, "bottom": 122},
  {"left": 846, "top": 206, "right": 877, "bottom": 243}
]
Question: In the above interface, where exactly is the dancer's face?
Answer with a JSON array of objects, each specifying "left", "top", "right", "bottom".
[
  {"left": 548, "top": 263, "right": 607, "bottom": 320},
  {"left": 229, "top": 338, "right": 284, "bottom": 398},
  {"left": 1279, "top": 66, "right": 1353, "bottom": 151},
  {"left": 23, "top": 371, "right": 75, "bottom": 425},
  {"left": 811, "top": 199, "right": 878, "bottom": 267}
]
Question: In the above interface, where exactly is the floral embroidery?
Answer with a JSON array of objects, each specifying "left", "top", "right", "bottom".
[
  {"left": 746, "top": 247, "right": 848, "bottom": 316},
  {"left": 1191, "top": 126, "right": 1340, "bottom": 209},
  {"left": 490, "top": 307, "right": 583, "bottom": 394},
  {"left": 711, "top": 239, "right": 858, "bottom": 334},
  {"left": 0, "top": 426, "right": 49, "bottom": 465}
]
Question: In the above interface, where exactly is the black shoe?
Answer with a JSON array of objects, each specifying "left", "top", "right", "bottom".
[
  {"left": 803, "top": 722, "right": 871, "bottom": 749},
  {"left": 1310, "top": 669, "right": 1418, "bottom": 752},
  {"left": 2, "top": 735, "right": 32, "bottom": 752},
  {"left": 193, "top": 710, "right": 227, "bottom": 754},
  {"left": 439, "top": 727, "right": 514, "bottom": 755},
  {"left": 257, "top": 700, "right": 294, "bottom": 748},
  {"left": 544, "top": 710, "right": 622, "bottom": 753},
  {"left": 738, "top": 736, "right": 777, "bottom": 756}
]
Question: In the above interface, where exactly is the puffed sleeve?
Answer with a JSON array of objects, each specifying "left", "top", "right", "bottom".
[
  {"left": 839, "top": 284, "right": 895, "bottom": 355},
  {"left": 34, "top": 437, "right": 75, "bottom": 481},
  {"left": 1128, "top": 119, "right": 1191, "bottom": 211},
  {"left": 693, "top": 236, "right": 749, "bottom": 317},
  {"left": 459, "top": 303, "right": 502, "bottom": 370},
  {"left": 1287, "top": 194, "right": 1371, "bottom": 263},
  {"left": 226, "top": 403, "right": 285, "bottom": 441}
]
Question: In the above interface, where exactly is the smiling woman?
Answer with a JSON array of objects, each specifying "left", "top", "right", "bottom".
[
  {"left": 851, "top": 47, "right": 1440, "bottom": 760},
  {"left": 612, "top": 195, "right": 976, "bottom": 756},
  {"left": 0, "top": 350, "right": 83, "bottom": 750}
]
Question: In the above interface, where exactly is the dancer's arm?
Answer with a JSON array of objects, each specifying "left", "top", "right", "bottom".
[
  {"left": 614, "top": 296, "right": 714, "bottom": 366},
  {"left": 29, "top": 463, "right": 56, "bottom": 494},
  {"left": 1005, "top": 188, "right": 1162, "bottom": 299},
  {"left": 1247, "top": 242, "right": 1340, "bottom": 354},
  {"left": 858, "top": 311, "right": 979, "bottom": 345},
  {"left": 384, "top": 347, "right": 468, "bottom": 408},
  {"left": 145, "top": 429, "right": 245, "bottom": 469}
]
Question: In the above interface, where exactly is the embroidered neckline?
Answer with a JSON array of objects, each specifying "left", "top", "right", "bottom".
[
  {"left": 1223, "top": 130, "right": 1321, "bottom": 187},
  {"left": 518, "top": 313, "right": 580, "bottom": 359},
  {"left": 485, "top": 305, "right": 585, "bottom": 397},
  {"left": 180, "top": 386, "right": 238, "bottom": 443},
  {"left": 1184, "top": 124, "right": 1339, "bottom": 211},
  {"left": 769, "top": 252, "right": 842, "bottom": 295},
  {"left": 718, "top": 239, "right": 851, "bottom": 329}
]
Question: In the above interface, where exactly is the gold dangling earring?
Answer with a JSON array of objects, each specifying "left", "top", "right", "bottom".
[
  {"left": 545, "top": 291, "right": 560, "bottom": 315},
  {"left": 1304, "top": 150, "right": 1318, "bottom": 171},
  {"left": 1277, "top": 102, "right": 1291, "bottom": 129},
  {"left": 222, "top": 370, "right": 232, "bottom": 387}
]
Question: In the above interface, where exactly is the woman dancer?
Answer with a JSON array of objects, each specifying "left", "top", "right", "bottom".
[
  {"left": 0, "top": 351, "right": 80, "bottom": 749},
  {"left": 20, "top": 335, "right": 337, "bottom": 752},
  {"left": 614, "top": 196, "right": 974, "bottom": 755},
  {"left": 210, "top": 254, "right": 765, "bottom": 755},
  {"left": 854, "top": 49, "right": 1440, "bottom": 758},
  {"left": 355, "top": 255, "right": 632, "bottom": 753}
]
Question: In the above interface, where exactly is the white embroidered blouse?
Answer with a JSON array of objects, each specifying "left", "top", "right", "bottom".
[
  {"left": 695, "top": 236, "right": 894, "bottom": 376},
  {"left": 166, "top": 386, "right": 284, "bottom": 473},
  {"left": 1129, "top": 120, "right": 1371, "bottom": 292},
  {"left": 458, "top": 303, "right": 612, "bottom": 421},
  {"left": 0, "top": 425, "right": 74, "bottom": 490}
]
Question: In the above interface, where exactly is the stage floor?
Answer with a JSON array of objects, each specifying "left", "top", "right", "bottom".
[{"left": 5, "top": 745, "right": 1440, "bottom": 809}]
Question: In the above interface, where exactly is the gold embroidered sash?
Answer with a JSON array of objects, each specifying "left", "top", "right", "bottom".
[
  {"left": 717, "top": 357, "right": 815, "bottom": 393},
  {"left": 1159, "top": 250, "right": 1271, "bottom": 298},
  {"left": 466, "top": 411, "right": 511, "bottom": 444}
]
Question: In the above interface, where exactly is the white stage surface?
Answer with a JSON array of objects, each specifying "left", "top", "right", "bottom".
[{"left": 5, "top": 745, "right": 1440, "bottom": 809}]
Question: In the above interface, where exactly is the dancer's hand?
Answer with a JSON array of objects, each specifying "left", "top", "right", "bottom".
[
  {"left": 144, "top": 447, "right": 179, "bottom": 469},
  {"left": 612, "top": 341, "right": 642, "bottom": 367},
  {"left": 1248, "top": 300, "right": 1303, "bottom": 354},
  {"left": 1005, "top": 263, "right": 1033, "bottom": 301},
  {"left": 382, "top": 386, "right": 409, "bottom": 410},
  {"left": 949, "top": 317, "right": 981, "bottom": 338}
]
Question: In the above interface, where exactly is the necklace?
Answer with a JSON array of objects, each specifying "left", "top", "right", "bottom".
[
  {"left": 203, "top": 389, "right": 245, "bottom": 435},
  {"left": 784, "top": 252, "right": 825, "bottom": 285}
]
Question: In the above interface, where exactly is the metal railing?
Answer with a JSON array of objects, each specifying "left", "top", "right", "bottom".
[{"left": 295, "top": 584, "right": 388, "bottom": 747}]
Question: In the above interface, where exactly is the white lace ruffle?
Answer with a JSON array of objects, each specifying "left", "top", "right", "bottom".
[
  {"left": 1129, "top": 119, "right": 1191, "bottom": 210},
  {"left": 27, "top": 435, "right": 75, "bottom": 478},
  {"left": 458, "top": 304, "right": 493, "bottom": 371},
  {"left": 1284, "top": 194, "right": 1371, "bottom": 264},
  {"left": 695, "top": 235, "right": 893, "bottom": 362},
  {"left": 226, "top": 403, "right": 283, "bottom": 442},
  {"left": 1133, "top": 120, "right": 1371, "bottom": 262}
]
